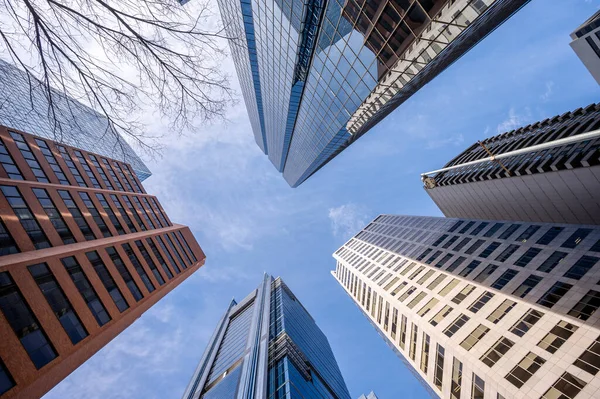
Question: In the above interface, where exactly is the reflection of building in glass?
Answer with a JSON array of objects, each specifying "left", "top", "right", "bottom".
[
  {"left": 0, "top": 60, "right": 151, "bottom": 181},
  {"left": 0, "top": 126, "right": 205, "bottom": 399},
  {"left": 570, "top": 11, "right": 600, "bottom": 85},
  {"left": 216, "top": 0, "right": 530, "bottom": 187},
  {"left": 182, "top": 274, "right": 351, "bottom": 399},
  {"left": 422, "top": 103, "right": 600, "bottom": 225},
  {"left": 334, "top": 214, "right": 600, "bottom": 399}
]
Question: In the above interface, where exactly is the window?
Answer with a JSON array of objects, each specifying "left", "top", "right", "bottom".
[
  {"left": 61, "top": 256, "right": 111, "bottom": 326},
  {"left": 450, "top": 358, "right": 462, "bottom": 399},
  {"left": 514, "top": 247, "right": 542, "bottom": 267},
  {"left": 1, "top": 185, "right": 51, "bottom": 249},
  {"left": 516, "top": 225, "right": 540, "bottom": 242},
  {"left": 73, "top": 150, "right": 101, "bottom": 188},
  {"left": 416, "top": 248, "right": 432, "bottom": 261},
  {"left": 458, "top": 260, "right": 481, "bottom": 277},
  {"left": 458, "top": 221, "right": 475, "bottom": 234},
  {"left": 109, "top": 195, "right": 137, "bottom": 233},
  {"left": 471, "top": 373, "right": 485, "bottom": 399},
  {"left": 483, "top": 222, "right": 504, "bottom": 237},
  {"left": 122, "top": 196, "right": 146, "bottom": 231},
  {"left": 408, "top": 266, "right": 425, "bottom": 280},
  {"left": 537, "top": 251, "right": 568, "bottom": 273},
  {"left": 400, "top": 262, "right": 416, "bottom": 276},
  {"left": 568, "top": 289, "right": 600, "bottom": 321},
  {"left": 156, "top": 236, "right": 181, "bottom": 274},
  {"left": 0, "top": 138, "right": 23, "bottom": 179},
  {"left": 432, "top": 234, "right": 448, "bottom": 246},
  {"left": 399, "top": 315, "right": 407, "bottom": 349},
  {"left": 417, "top": 270, "right": 435, "bottom": 285},
  {"left": 85, "top": 251, "right": 129, "bottom": 312},
  {"left": 537, "top": 226, "right": 563, "bottom": 245},
  {"left": 0, "top": 272, "right": 57, "bottom": 369},
  {"left": 495, "top": 244, "right": 519, "bottom": 262},
  {"left": 573, "top": 335, "right": 600, "bottom": 375},
  {"left": 9, "top": 131, "right": 49, "bottom": 182},
  {"left": 468, "top": 292, "right": 494, "bottom": 313},
  {"left": 479, "top": 242, "right": 500, "bottom": 258},
  {"left": 425, "top": 250, "right": 442, "bottom": 265},
  {"left": 436, "top": 253, "right": 453, "bottom": 268},
  {"left": 473, "top": 264, "right": 497, "bottom": 283},
  {"left": 135, "top": 240, "right": 165, "bottom": 286},
  {"left": 0, "top": 219, "right": 19, "bottom": 256},
  {"left": 0, "top": 358, "right": 15, "bottom": 395},
  {"left": 391, "top": 282, "right": 407, "bottom": 296},
  {"left": 538, "top": 321, "right": 578, "bottom": 354},
  {"left": 434, "top": 345, "right": 444, "bottom": 389},
  {"left": 420, "top": 333, "right": 430, "bottom": 373},
  {"left": 105, "top": 247, "right": 143, "bottom": 301},
  {"left": 164, "top": 234, "right": 188, "bottom": 269},
  {"left": 121, "top": 243, "right": 155, "bottom": 293},
  {"left": 460, "top": 324, "right": 489, "bottom": 350},
  {"left": 451, "top": 285, "right": 475, "bottom": 305},
  {"left": 101, "top": 158, "right": 124, "bottom": 191},
  {"left": 453, "top": 237, "right": 471, "bottom": 252},
  {"left": 176, "top": 231, "right": 197, "bottom": 262},
  {"left": 57, "top": 190, "right": 96, "bottom": 240},
  {"left": 87, "top": 154, "right": 114, "bottom": 189},
  {"left": 499, "top": 224, "right": 521, "bottom": 239},
  {"left": 427, "top": 274, "right": 446, "bottom": 290},
  {"left": 470, "top": 222, "right": 489, "bottom": 236},
  {"left": 491, "top": 269, "right": 518, "bottom": 290},
  {"left": 591, "top": 239, "right": 600, "bottom": 252},
  {"left": 113, "top": 161, "right": 134, "bottom": 191},
  {"left": 510, "top": 309, "right": 544, "bottom": 337},
  {"left": 481, "top": 337, "right": 514, "bottom": 367},
  {"left": 407, "top": 291, "right": 427, "bottom": 309},
  {"left": 512, "top": 275, "right": 542, "bottom": 298},
  {"left": 28, "top": 263, "right": 88, "bottom": 344},
  {"left": 561, "top": 228, "right": 592, "bottom": 249},
  {"left": 542, "top": 372, "right": 586, "bottom": 399},
  {"left": 446, "top": 256, "right": 466, "bottom": 273},
  {"left": 391, "top": 308, "right": 398, "bottom": 339},
  {"left": 439, "top": 279, "right": 460, "bottom": 296},
  {"left": 486, "top": 299, "right": 516, "bottom": 324},
  {"left": 417, "top": 298, "right": 439, "bottom": 317},
  {"left": 142, "top": 197, "right": 163, "bottom": 228},
  {"left": 505, "top": 352, "right": 545, "bottom": 388},
  {"left": 32, "top": 188, "right": 75, "bottom": 244},
  {"left": 564, "top": 255, "right": 599, "bottom": 280},
  {"left": 95, "top": 193, "right": 125, "bottom": 235},
  {"left": 79, "top": 192, "right": 112, "bottom": 237},
  {"left": 442, "top": 235, "right": 459, "bottom": 249},
  {"left": 132, "top": 196, "right": 155, "bottom": 229},
  {"left": 447, "top": 220, "right": 463, "bottom": 232},
  {"left": 430, "top": 305, "right": 453, "bottom": 327},
  {"left": 465, "top": 239, "right": 485, "bottom": 255},
  {"left": 444, "top": 314, "right": 469, "bottom": 337},
  {"left": 399, "top": 286, "right": 416, "bottom": 302},
  {"left": 537, "top": 282, "right": 572, "bottom": 308},
  {"left": 57, "top": 146, "right": 86, "bottom": 186},
  {"left": 409, "top": 324, "right": 418, "bottom": 360},
  {"left": 35, "top": 138, "right": 69, "bottom": 184}
]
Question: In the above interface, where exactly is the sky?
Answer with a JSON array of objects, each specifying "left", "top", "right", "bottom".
[{"left": 43, "top": 1, "right": 600, "bottom": 398}]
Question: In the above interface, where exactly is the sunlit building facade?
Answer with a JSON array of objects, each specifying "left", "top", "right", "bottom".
[
  {"left": 183, "top": 274, "right": 351, "bottom": 399},
  {"left": 216, "top": 0, "right": 531, "bottom": 186},
  {"left": 570, "top": 11, "right": 600, "bottom": 85},
  {"left": 334, "top": 214, "right": 600, "bottom": 399},
  {"left": 0, "top": 126, "right": 205, "bottom": 399}
]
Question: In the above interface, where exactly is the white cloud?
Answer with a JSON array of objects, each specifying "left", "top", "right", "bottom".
[
  {"left": 425, "top": 133, "right": 464, "bottom": 149},
  {"left": 540, "top": 81, "right": 554, "bottom": 102},
  {"left": 328, "top": 204, "right": 369, "bottom": 239},
  {"left": 496, "top": 107, "right": 532, "bottom": 133}
]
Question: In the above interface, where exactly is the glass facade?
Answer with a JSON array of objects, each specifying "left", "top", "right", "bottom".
[{"left": 216, "top": 0, "right": 529, "bottom": 186}]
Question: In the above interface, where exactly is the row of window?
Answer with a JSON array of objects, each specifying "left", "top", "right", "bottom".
[
  {"left": 0, "top": 184, "right": 172, "bottom": 255},
  {"left": 336, "top": 262, "right": 595, "bottom": 399},
  {"left": 0, "top": 132, "right": 143, "bottom": 194},
  {"left": 0, "top": 232, "right": 195, "bottom": 393}
]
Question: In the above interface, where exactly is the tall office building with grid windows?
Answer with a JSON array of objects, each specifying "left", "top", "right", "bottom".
[
  {"left": 215, "top": 0, "right": 531, "bottom": 187},
  {"left": 570, "top": 11, "right": 600, "bottom": 85},
  {"left": 333, "top": 214, "right": 600, "bottom": 399},
  {"left": 182, "top": 274, "right": 350, "bottom": 399},
  {"left": 0, "top": 126, "right": 205, "bottom": 399}
]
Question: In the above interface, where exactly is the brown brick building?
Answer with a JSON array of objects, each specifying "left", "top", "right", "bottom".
[{"left": 0, "top": 126, "right": 206, "bottom": 398}]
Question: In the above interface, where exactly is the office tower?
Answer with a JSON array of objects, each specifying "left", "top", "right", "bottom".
[
  {"left": 422, "top": 103, "right": 600, "bottom": 225},
  {"left": 570, "top": 11, "right": 600, "bottom": 85},
  {"left": 333, "top": 214, "right": 600, "bottom": 399},
  {"left": 0, "top": 126, "right": 205, "bottom": 399},
  {"left": 183, "top": 274, "right": 350, "bottom": 399},
  {"left": 358, "top": 391, "right": 378, "bottom": 399},
  {"left": 215, "top": 0, "right": 530, "bottom": 187},
  {"left": 0, "top": 60, "right": 151, "bottom": 181}
]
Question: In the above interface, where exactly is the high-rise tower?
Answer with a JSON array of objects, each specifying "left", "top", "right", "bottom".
[
  {"left": 570, "top": 11, "right": 600, "bottom": 85},
  {"left": 422, "top": 103, "right": 600, "bottom": 225},
  {"left": 183, "top": 274, "right": 350, "bottom": 399},
  {"left": 0, "top": 126, "right": 205, "bottom": 399},
  {"left": 215, "top": 0, "right": 531, "bottom": 187},
  {"left": 333, "top": 214, "right": 600, "bottom": 399}
]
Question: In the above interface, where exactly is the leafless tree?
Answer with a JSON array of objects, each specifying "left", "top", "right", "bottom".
[{"left": 0, "top": 0, "right": 233, "bottom": 156}]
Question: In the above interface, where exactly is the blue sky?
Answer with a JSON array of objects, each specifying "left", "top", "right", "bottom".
[{"left": 43, "top": 1, "right": 600, "bottom": 398}]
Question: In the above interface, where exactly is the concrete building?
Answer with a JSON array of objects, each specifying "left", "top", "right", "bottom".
[
  {"left": 333, "top": 214, "right": 600, "bottom": 399},
  {"left": 358, "top": 391, "right": 378, "bottom": 399},
  {"left": 215, "top": 0, "right": 531, "bottom": 187},
  {"left": 422, "top": 103, "right": 600, "bottom": 225},
  {"left": 182, "top": 274, "right": 350, "bottom": 399},
  {"left": 570, "top": 11, "right": 600, "bottom": 85},
  {"left": 0, "top": 60, "right": 151, "bottom": 181},
  {"left": 0, "top": 126, "right": 205, "bottom": 399}
]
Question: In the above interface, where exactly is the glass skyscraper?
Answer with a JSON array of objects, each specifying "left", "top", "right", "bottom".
[
  {"left": 216, "top": 0, "right": 531, "bottom": 187},
  {"left": 182, "top": 274, "right": 351, "bottom": 399}
]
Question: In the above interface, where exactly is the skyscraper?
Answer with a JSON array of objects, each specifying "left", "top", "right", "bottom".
[
  {"left": 422, "top": 103, "right": 600, "bottom": 225},
  {"left": 0, "top": 60, "right": 151, "bottom": 181},
  {"left": 333, "top": 214, "right": 600, "bottom": 399},
  {"left": 357, "top": 391, "right": 378, "bottom": 399},
  {"left": 183, "top": 274, "right": 350, "bottom": 399},
  {"left": 215, "top": 0, "right": 531, "bottom": 187},
  {"left": 0, "top": 126, "right": 205, "bottom": 399},
  {"left": 570, "top": 11, "right": 600, "bottom": 85}
]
